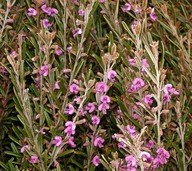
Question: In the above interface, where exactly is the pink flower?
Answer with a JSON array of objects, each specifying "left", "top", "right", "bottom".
[
  {"left": 72, "top": 28, "right": 82, "bottom": 38},
  {"left": 85, "top": 103, "right": 95, "bottom": 113},
  {"left": 65, "top": 104, "right": 75, "bottom": 115},
  {"left": 163, "top": 94, "right": 171, "bottom": 105},
  {"left": 132, "top": 113, "right": 138, "bottom": 120},
  {"left": 55, "top": 46, "right": 62, "bottom": 55},
  {"left": 36, "top": 128, "right": 46, "bottom": 134},
  {"left": 69, "top": 84, "right": 79, "bottom": 94},
  {"left": 29, "top": 155, "right": 38, "bottom": 164},
  {"left": 144, "top": 94, "right": 153, "bottom": 105},
  {"left": 156, "top": 147, "right": 170, "bottom": 164},
  {"left": 140, "top": 151, "right": 151, "bottom": 162},
  {"left": 150, "top": 8, "right": 157, "bottom": 21},
  {"left": 52, "top": 136, "right": 62, "bottom": 146},
  {"left": 78, "top": 9, "right": 84, "bottom": 16},
  {"left": 55, "top": 81, "right": 60, "bottom": 89},
  {"left": 68, "top": 136, "right": 76, "bottom": 148},
  {"left": 67, "top": 46, "right": 72, "bottom": 52},
  {"left": 146, "top": 139, "right": 155, "bottom": 149},
  {"left": 98, "top": 103, "right": 110, "bottom": 114},
  {"left": 122, "top": 3, "right": 131, "bottom": 12},
  {"left": 126, "top": 125, "right": 138, "bottom": 138},
  {"left": 91, "top": 115, "right": 100, "bottom": 125},
  {"left": 125, "top": 155, "right": 137, "bottom": 168},
  {"left": 163, "top": 84, "right": 174, "bottom": 94},
  {"left": 39, "top": 65, "right": 49, "bottom": 76},
  {"left": 107, "top": 70, "right": 117, "bottom": 82},
  {"left": 94, "top": 137, "right": 104, "bottom": 148},
  {"left": 95, "top": 82, "right": 108, "bottom": 93},
  {"left": 42, "top": 19, "right": 51, "bottom": 28},
  {"left": 28, "top": 8, "right": 37, "bottom": 16},
  {"left": 129, "top": 58, "right": 136, "bottom": 66},
  {"left": 41, "top": 5, "right": 58, "bottom": 16},
  {"left": 100, "top": 95, "right": 110, "bottom": 103},
  {"left": 64, "top": 121, "right": 76, "bottom": 136},
  {"left": 133, "top": 78, "right": 145, "bottom": 90},
  {"left": 92, "top": 155, "right": 100, "bottom": 166},
  {"left": 20, "top": 145, "right": 30, "bottom": 153}
]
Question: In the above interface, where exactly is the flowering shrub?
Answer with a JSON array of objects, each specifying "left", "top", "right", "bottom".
[{"left": 0, "top": 0, "right": 192, "bottom": 171}]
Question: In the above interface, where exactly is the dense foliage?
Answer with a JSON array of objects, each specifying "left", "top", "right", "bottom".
[{"left": 0, "top": 0, "right": 192, "bottom": 170}]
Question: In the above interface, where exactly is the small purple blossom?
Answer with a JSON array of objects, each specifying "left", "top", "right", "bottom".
[
  {"left": 68, "top": 136, "right": 76, "bottom": 148},
  {"left": 64, "top": 121, "right": 76, "bottom": 136},
  {"left": 122, "top": 3, "right": 131, "bottom": 12},
  {"left": 20, "top": 145, "right": 30, "bottom": 153},
  {"left": 52, "top": 136, "right": 62, "bottom": 146},
  {"left": 107, "top": 70, "right": 117, "bottom": 82},
  {"left": 150, "top": 8, "right": 157, "bottom": 21},
  {"left": 140, "top": 151, "right": 151, "bottom": 162},
  {"left": 29, "top": 155, "right": 38, "bottom": 164},
  {"left": 163, "top": 94, "right": 171, "bottom": 105},
  {"left": 42, "top": 19, "right": 51, "bottom": 28},
  {"left": 133, "top": 78, "right": 145, "bottom": 90},
  {"left": 125, "top": 155, "right": 137, "bottom": 170},
  {"left": 144, "top": 94, "right": 153, "bottom": 105},
  {"left": 100, "top": 0, "right": 105, "bottom": 3},
  {"left": 41, "top": 5, "right": 58, "bottom": 16},
  {"left": 85, "top": 102, "right": 95, "bottom": 113},
  {"left": 55, "top": 81, "right": 60, "bottom": 90},
  {"left": 95, "top": 81, "right": 108, "bottom": 93},
  {"left": 129, "top": 58, "right": 136, "bottom": 66},
  {"left": 39, "top": 65, "right": 49, "bottom": 76},
  {"left": 55, "top": 46, "right": 62, "bottom": 55},
  {"left": 100, "top": 95, "right": 110, "bottom": 103},
  {"left": 156, "top": 147, "right": 170, "bottom": 164},
  {"left": 126, "top": 125, "right": 138, "bottom": 138},
  {"left": 28, "top": 8, "right": 37, "bottom": 16},
  {"left": 146, "top": 139, "right": 155, "bottom": 149},
  {"left": 94, "top": 137, "right": 104, "bottom": 148},
  {"left": 98, "top": 103, "right": 110, "bottom": 114},
  {"left": 72, "top": 28, "right": 82, "bottom": 38},
  {"left": 91, "top": 115, "right": 100, "bottom": 125},
  {"left": 78, "top": 9, "right": 84, "bottom": 16},
  {"left": 163, "top": 84, "right": 174, "bottom": 94},
  {"left": 92, "top": 155, "right": 100, "bottom": 166},
  {"left": 69, "top": 84, "right": 79, "bottom": 94},
  {"left": 65, "top": 104, "right": 75, "bottom": 115}
]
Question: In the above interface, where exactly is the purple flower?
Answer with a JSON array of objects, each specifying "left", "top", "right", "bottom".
[
  {"left": 65, "top": 104, "right": 75, "bottom": 115},
  {"left": 146, "top": 139, "right": 155, "bottom": 149},
  {"left": 95, "top": 81, "right": 108, "bottom": 93},
  {"left": 72, "top": 28, "right": 82, "bottom": 38},
  {"left": 144, "top": 94, "right": 153, "bottom": 105},
  {"left": 126, "top": 125, "right": 138, "bottom": 138},
  {"left": 91, "top": 115, "right": 100, "bottom": 125},
  {"left": 163, "top": 84, "right": 174, "bottom": 94},
  {"left": 55, "top": 46, "right": 62, "bottom": 55},
  {"left": 41, "top": 5, "right": 58, "bottom": 16},
  {"left": 94, "top": 137, "right": 104, "bottom": 148},
  {"left": 98, "top": 103, "right": 110, "bottom": 114},
  {"left": 29, "top": 155, "right": 38, "bottom": 164},
  {"left": 163, "top": 94, "right": 171, "bottom": 105},
  {"left": 100, "top": 0, "right": 105, "bottom": 3},
  {"left": 64, "top": 121, "right": 76, "bottom": 136},
  {"left": 68, "top": 136, "right": 76, "bottom": 148},
  {"left": 78, "top": 9, "right": 84, "bottom": 16},
  {"left": 133, "top": 78, "right": 145, "bottom": 90},
  {"left": 150, "top": 8, "right": 157, "bottom": 21},
  {"left": 20, "top": 145, "right": 30, "bottom": 153},
  {"left": 140, "top": 151, "right": 151, "bottom": 162},
  {"left": 52, "top": 136, "right": 62, "bottom": 146},
  {"left": 129, "top": 58, "right": 136, "bottom": 66},
  {"left": 69, "top": 84, "right": 79, "bottom": 94},
  {"left": 39, "top": 65, "right": 49, "bottom": 76},
  {"left": 42, "top": 19, "right": 51, "bottom": 28},
  {"left": 100, "top": 95, "right": 110, "bottom": 103},
  {"left": 67, "top": 46, "right": 72, "bottom": 52},
  {"left": 122, "top": 3, "right": 131, "bottom": 12},
  {"left": 156, "top": 147, "right": 170, "bottom": 164},
  {"left": 125, "top": 155, "right": 137, "bottom": 168},
  {"left": 28, "top": 8, "right": 37, "bottom": 16},
  {"left": 107, "top": 70, "right": 117, "bottom": 82},
  {"left": 55, "top": 81, "right": 60, "bottom": 90},
  {"left": 92, "top": 155, "right": 100, "bottom": 166},
  {"left": 85, "top": 103, "right": 95, "bottom": 113}
]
